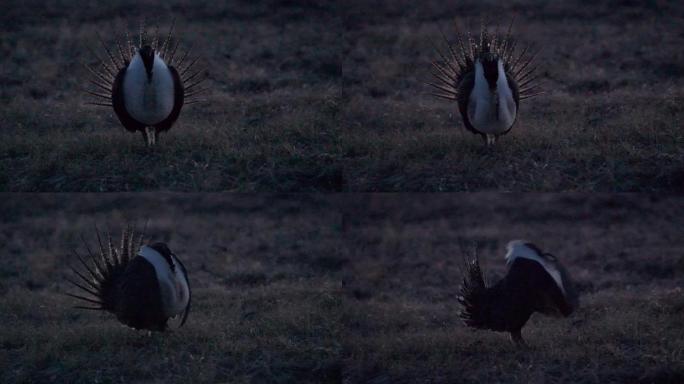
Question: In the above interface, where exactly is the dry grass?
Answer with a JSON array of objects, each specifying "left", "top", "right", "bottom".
[
  {"left": 1, "top": 194, "right": 683, "bottom": 383},
  {"left": 0, "top": 194, "right": 343, "bottom": 383},
  {"left": 340, "top": 0, "right": 684, "bottom": 191},
  {"left": 0, "top": 0, "right": 341, "bottom": 192},
  {"left": 341, "top": 194, "right": 684, "bottom": 383},
  {"left": 2, "top": 1, "right": 683, "bottom": 192}
]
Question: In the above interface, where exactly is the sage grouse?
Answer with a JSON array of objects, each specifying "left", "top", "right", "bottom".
[
  {"left": 458, "top": 240, "right": 578, "bottom": 345},
  {"left": 66, "top": 225, "right": 191, "bottom": 331},
  {"left": 429, "top": 21, "right": 542, "bottom": 146},
  {"left": 85, "top": 20, "right": 206, "bottom": 146}
]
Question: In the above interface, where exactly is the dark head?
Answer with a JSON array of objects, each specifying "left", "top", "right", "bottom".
[
  {"left": 149, "top": 242, "right": 175, "bottom": 271},
  {"left": 139, "top": 45, "right": 155, "bottom": 79},
  {"left": 480, "top": 53, "right": 499, "bottom": 91}
]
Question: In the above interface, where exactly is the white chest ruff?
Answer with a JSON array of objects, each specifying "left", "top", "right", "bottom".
[
  {"left": 467, "top": 60, "right": 517, "bottom": 134},
  {"left": 122, "top": 53, "right": 175, "bottom": 125},
  {"left": 505, "top": 240, "right": 566, "bottom": 295},
  {"left": 138, "top": 245, "right": 190, "bottom": 318}
]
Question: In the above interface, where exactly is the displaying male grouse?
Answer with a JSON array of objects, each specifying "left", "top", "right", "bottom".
[
  {"left": 458, "top": 240, "right": 578, "bottom": 345},
  {"left": 429, "top": 21, "right": 542, "bottom": 146},
  {"left": 85, "top": 20, "right": 206, "bottom": 146},
  {"left": 66, "top": 225, "right": 191, "bottom": 331}
]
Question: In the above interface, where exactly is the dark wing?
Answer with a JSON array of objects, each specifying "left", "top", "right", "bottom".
[
  {"left": 153, "top": 66, "right": 184, "bottom": 132},
  {"left": 116, "top": 256, "right": 167, "bottom": 331},
  {"left": 112, "top": 68, "right": 146, "bottom": 132},
  {"left": 456, "top": 72, "right": 484, "bottom": 137},
  {"left": 504, "top": 257, "right": 576, "bottom": 318}
]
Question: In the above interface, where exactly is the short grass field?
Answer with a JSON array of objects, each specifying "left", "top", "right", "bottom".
[
  {"left": 341, "top": 0, "right": 684, "bottom": 191},
  {"left": 1, "top": 194, "right": 683, "bottom": 383},
  {"left": 0, "top": 194, "right": 343, "bottom": 383},
  {"left": 341, "top": 194, "right": 684, "bottom": 383},
  {"left": 0, "top": 0, "right": 341, "bottom": 192},
  {"left": 2, "top": 1, "right": 683, "bottom": 192}
]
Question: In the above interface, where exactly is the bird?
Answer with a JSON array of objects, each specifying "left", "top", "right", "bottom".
[
  {"left": 429, "top": 20, "right": 543, "bottom": 146},
  {"left": 458, "top": 240, "right": 578, "bottom": 346},
  {"left": 84, "top": 20, "right": 207, "bottom": 147},
  {"left": 66, "top": 224, "right": 191, "bottom": 331}
]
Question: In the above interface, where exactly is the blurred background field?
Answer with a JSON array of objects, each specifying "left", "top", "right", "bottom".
[
  {"left": 341, "top": 0, "right": 684, "bottom": 191},
  {"left": 0, "top": 0, "right": 341, "bottom": 192},
  {"left": 341, "top": 194, "right": 684, "bottom": 383},
  {"left": 0, "top": 194, "right": 343, "bottom": 383}
]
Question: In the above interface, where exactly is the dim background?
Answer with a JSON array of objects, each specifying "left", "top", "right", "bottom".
[
  {"left": 0, "top": 0, "right": 341, "bottom": 192},
  {"left": 341, "top": 194, "right": 684, "bottom": 383},
  {"left": 341, "top": 0, "right": 684, "bottom": 192},
  {"left": 0, "top": 194, "right": 343, "bottom": 383}
]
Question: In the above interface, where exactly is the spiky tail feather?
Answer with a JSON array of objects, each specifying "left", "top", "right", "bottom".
[
  {"left": 66, "top": 224, "right": 146, "bottom": 312},
  {"left": 429, "top": 19, "right": 543, "bottom": 102},
  {"left": 84, "top": 19, "right": 208, "bottom": 108},
  {"left": 457, "top": 257, "right": 488, "bottom": 328}
]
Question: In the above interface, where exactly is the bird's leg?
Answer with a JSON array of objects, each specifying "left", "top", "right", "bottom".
[
  {"left": 141, "top": 129, "right": 149, "bottom": 146},
  {"left": 485, "top": 134, "right": 495, "bottom": 147},
  {"left": 144, "top": 126, "right": 155, "bottom": 147},
  {"left": 510, "top": 330, "right": 527, "bottom": 347}
]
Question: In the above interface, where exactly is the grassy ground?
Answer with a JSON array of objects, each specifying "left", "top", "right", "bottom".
[
  {"left": 0, "top": 194, "right": 343, "bottom": 383},
  {"left": 2, "top": 1, "right": 683, "bottom": 192},
  {"left": 0, "top": 0, "right": 341, "bottom": 192},
  {"left": 341, "top": 0, "right": 684, "bottom": 191},
  {"left": 1, "top": 194, "right": 682, "bottom": 383},
  {"left": 341, "top": 194, "right": 684, "bottom": 383}
]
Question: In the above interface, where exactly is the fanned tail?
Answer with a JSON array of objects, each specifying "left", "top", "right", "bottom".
[
  {"left": 457, "top": 256, "right": 488, "bottom": 328},
  {"left": 83, "top": 20, "right": 209, "bottom": 108},
  {"left": 66, "top": 224, "right": 140, "bottom": 313},
  {"left": 174, "top": 43, "right": 209, "bottom": 105},
  {"left": 83, "top": 23, "right": 134, "bottom": 108},
  {"left": 430, "top": 19, "right": 542, "bottom": 101}
]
